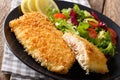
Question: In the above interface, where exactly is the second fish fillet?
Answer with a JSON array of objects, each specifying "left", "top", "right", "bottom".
[{"left": 63, "top": 32, "right": 109, "bottom": 74}]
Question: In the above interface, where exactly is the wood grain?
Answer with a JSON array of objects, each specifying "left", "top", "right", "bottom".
[
  {"left": 88, "top": 0, "right": 105, "bottom": 13},
  {"left": 103, "top": 0, "right": 120, "bottom": 26},
  {"left": 0, "top": 0, "right": 12, "bottom": 80}
]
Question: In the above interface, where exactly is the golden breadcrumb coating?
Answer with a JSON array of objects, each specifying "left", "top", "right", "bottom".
[
  {"left": 63, "top": 33, "right": 109, "bottom": 74},
  {"left": 9, "top": 12, "right": 75, "bottom": 74}
]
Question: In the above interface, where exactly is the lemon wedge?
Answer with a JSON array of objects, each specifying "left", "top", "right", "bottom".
[
  {"left": 35, "top": 0, "right": 59, "bottom": 16},
  {"left": 28, "top": 0, "right": 37, "bottom": 12},
  {"left": 21, "top": 0, "right": 59, "bottom": 16},
  {"left": 21, "top": 0, "right": 30, "bottom": 14}
]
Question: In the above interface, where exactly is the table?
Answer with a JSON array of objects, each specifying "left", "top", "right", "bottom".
[{"left": 0, "top": 0, "right": 120, "bottom": 80}]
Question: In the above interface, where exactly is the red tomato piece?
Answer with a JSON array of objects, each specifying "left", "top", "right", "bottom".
[
  {"left": 53, "top": 13, "right": 66, "bottom": 19},
  {"left": 107, "top": 27, "right": 117, "bottom": 46},
  {"left": 88, "top": 21, "right": 98, "bottom": 28},
  {"left": 87, "top": 28, "right": 97, "bottom": 38}
]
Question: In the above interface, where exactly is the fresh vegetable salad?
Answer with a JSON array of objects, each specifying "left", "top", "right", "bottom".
[{"left": 48, "top": 5, "right": 117, "bottom": 56}]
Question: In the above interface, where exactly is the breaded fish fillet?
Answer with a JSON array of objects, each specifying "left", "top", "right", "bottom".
[
  {"left": 9, "top": 12, "right": 75, "bottom": 74},
  {"left": 63, "top": 32, "right": 109, "bottom": 74}
]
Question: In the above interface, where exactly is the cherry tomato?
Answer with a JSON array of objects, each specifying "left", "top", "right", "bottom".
[
  {"left": 53, "top": 13, "right": 66, "bottom": 19},
  {"left": 107, "top": 27, "right": 117, "bottom": 46},
  {"left": 88, "top": 21, "right": 98, "bottom": 28},
  {"left": 87, "top": 28, "right": 97, "bottom": 38}
]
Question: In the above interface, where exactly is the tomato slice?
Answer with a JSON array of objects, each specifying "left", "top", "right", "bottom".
[
  {"left": 107, "top": 27, "right": 117, "bottom": 46},
  {"left": 53, "top": 13, "right": 66, "bottom": 19},
  {"left": 88, "top": 21, "right": 98, "bottom": 28},
  {"left": 87, "top": 28, "right": 97, "bottom": 38}
]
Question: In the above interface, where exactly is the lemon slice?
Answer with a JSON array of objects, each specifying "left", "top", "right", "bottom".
[
  {"left": 21, "top": 0, "right": 30, "bottom": 14},
  {"left": 28, "top": 0, "right": 37, "bottom": 12},
  {"left": 35, "top": 0, "right": 59, "bottom": 16}
]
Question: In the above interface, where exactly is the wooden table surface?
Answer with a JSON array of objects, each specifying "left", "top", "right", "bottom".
[{"left": 0, "top": 0, "right": 120, "bottom": 80}]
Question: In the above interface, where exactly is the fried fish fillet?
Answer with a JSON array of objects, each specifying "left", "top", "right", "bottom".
[
  {"left": 63, "top": 32, "right": 109, "bottom": 74},
  {"left": 9, "top": 12, "right": 75, "bottom": 74}
]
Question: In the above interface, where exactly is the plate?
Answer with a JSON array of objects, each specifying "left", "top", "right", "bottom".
[{"left": 3, "top": 0, "right": 120, "bottom": 80}]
